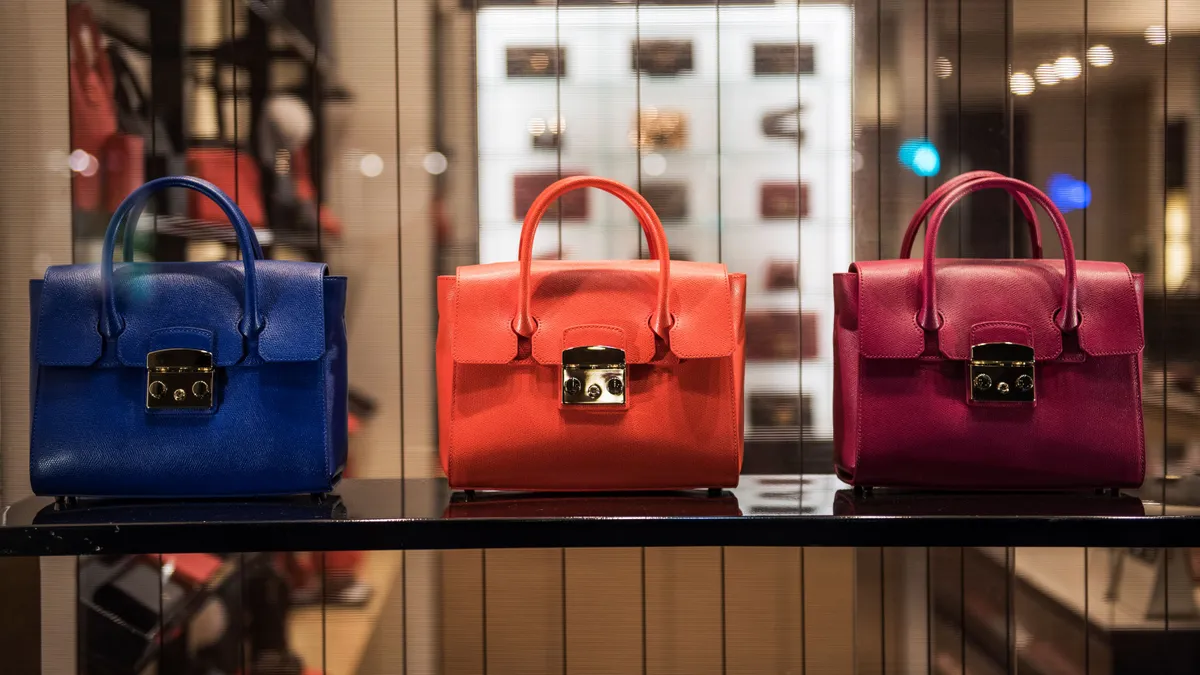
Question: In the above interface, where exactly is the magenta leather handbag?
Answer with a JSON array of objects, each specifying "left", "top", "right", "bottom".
[{"left": 833, "top": 173, "right": 1145, "bottom": 490}]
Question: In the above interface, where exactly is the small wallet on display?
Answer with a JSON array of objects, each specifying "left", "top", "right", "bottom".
[
  {"left": 513, "top": 172, "right": 590, "bottom": 220},
  {"left": 753, "top": 43, "right": 815, "bottom": 75},
  {"left": 641, "top": 182, "right": 689, "bottom": 220},
  {"left": 749, "top": 393, "right": 813, "bottom": 429},
  {"left": 529, "top": 116, "right": 564, "bottom": 149},
  {"left": 631, "top": 40, "right": 694, "bottom": 76},
  {"left": 765, "top": 259, "right": 799, "bottom": 290},
  {"left": 761, "top": 106, "right": 804, "bottom": 143},
  {"left": 634, "top": 108, "right": 689, "bottom": 151},
  {"left": 506, "top": 46, "right": 566, "bottom": 78},
  {"left": 761, "top": 182, "right": 809, "bottom": 219},
  {"left": 745, "top": 311, "right": 819, "bottom": 360}
]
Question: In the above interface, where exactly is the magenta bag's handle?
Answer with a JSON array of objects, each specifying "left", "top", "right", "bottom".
[
  {"left": 920, "top": 176, "right": 1079, "bottom": 332},
  {"left": 899, "top": 170, "right": 1044, "bottom": 259}
]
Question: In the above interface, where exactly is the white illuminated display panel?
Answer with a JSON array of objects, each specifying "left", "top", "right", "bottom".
[{"left": 476, "top": 4, "right": 851, "bottom": 449}]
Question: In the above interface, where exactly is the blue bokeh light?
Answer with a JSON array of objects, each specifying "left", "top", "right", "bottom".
[
  {"left": 1047, "top": 173, "right": 1092, "bottom": 213},
  {"left": 898, "top": 138, "right": 941, "bottom": 177}
]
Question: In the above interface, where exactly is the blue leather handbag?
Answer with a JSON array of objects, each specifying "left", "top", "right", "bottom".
[{"left": 30, "top": 176, "right": 348, "bottom": 497}]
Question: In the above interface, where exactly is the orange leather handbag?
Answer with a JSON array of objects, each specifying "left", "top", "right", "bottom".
[{"left": 437, "top": 176, "right": 746, "bottom": 491}]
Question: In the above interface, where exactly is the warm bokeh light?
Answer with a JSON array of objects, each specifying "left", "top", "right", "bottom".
[
  {"left": 1009, "top": 72, "right": 1035, "bottom": 96},
  {"left": 1086, "top": 44, "right": 1113, "bottom": 67},
  {"left": 1054, "top": 56, "right": 1081, "bottom": 80},
  {"left": 935, "top": 56, "right": 952, "bottom": 79},
  {"left": 1035, "top": 63, "right": 1059, "bottom": 86},
  {"left": 1145, "top": 25, "right": 1168, "bottom": 46}
]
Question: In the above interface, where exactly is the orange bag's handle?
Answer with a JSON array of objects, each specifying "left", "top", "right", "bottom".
[
  {"left": 514, "top": 176, "right": 673, "bottom": 340},
  {"left": 899, "top": 170, "right": 1044, "bottom": 259}
]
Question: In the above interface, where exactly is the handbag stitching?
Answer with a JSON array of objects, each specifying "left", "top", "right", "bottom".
[
  {"left": 852, "top": 352, "right": 864, "bottom": 485},
  {"left": 673, "top": 268, "right": 737, "bottom": 359},
  {"left": 855, "top": 267, "right": 924, "bottom": 360},
  {"left": 451, "top": 271, "right": 516, "bottom": 365},
  {"left": 34, "top": 273, "right": 102, "bottom": 366},
  {"left": 1077, "top": 264, "right": 1143, "bottom": 356},
  {"left": 1130, "top": 354, "right": 1146, "bottom": 485},
  {"left": 448, "top": 360, "right": 459, "bottom": 487},
  {"left": 319, "top": 352, "right": 330, "bottom": 489},
  {"left": 725, "top": 351, "right": 740, "bottom": 483}
]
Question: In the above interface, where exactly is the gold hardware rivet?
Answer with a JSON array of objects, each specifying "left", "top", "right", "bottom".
[
  {"left": 192, "top": 380, "right": 210, "bottom": 398},
  {"left": 973, "top": 374, "right": 992, "bottom": 391},
  {"left": 586, "top": 384, "right": 603, "bottom": 400},
  {"left": 173, "top": 389, "right": 187, "bottom": 402},
  {"left": 1016, "top": 374, "right": 1033, "bottom": 391},
  {"left": 149, "top": 381, "right": 167, "bottom": 399},
  {"left": 997, "top": 382, "right": 1010, "bottom": 395}
]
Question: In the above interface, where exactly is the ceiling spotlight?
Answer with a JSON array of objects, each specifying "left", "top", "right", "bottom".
[
  {"left": 1086, "top": 44, "right": 1113, "bottom": 67},
  {"left": 1035, "top": 63, "right": 1060, "bottom": 86},
  {"left": 1009, "top": 72, "right": 1035, "bottom": 96},
  {"left": 1145, "top": 25, "right": 1168, "bottom": 46},
  {"left": 935, "top": 56, "right": 953, "bottom": 79},
  {"left": 1054, "top": 56, "right": 1081, "bottom": 80}
]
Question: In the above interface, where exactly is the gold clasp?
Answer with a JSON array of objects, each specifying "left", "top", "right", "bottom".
[
  {"left": 147, "top": 348, "right": 215, "bottom": 410},
  {"left": 562, "top": 346, "right": 626, "bottom": 406},
  {"left": 969, "top": 342, "right": 1035, "bottom": 403}
]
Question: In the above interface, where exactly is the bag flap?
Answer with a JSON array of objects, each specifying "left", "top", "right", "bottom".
[
  {"left": 35, "top": 260, "right": 328, "bottom": 367},
  {"left": 852, "top": 258, "right": 1143, "bottom": 360},
  {"left": 451, "top": 260, "right": 736, "bottom": 365}
]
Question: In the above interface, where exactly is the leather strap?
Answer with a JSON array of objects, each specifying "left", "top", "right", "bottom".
[
  {"left": 102, "top": 176, "right": 264, "bottom": 337},
  {"left": 513, "top": 176, "right": 673, "bottom": 339},
  {"left": 900, "top": 170, "right": 1044, "bottom": 259},
  {"left": 921, "top": 176, "right": 1079, "bottom": 332}
]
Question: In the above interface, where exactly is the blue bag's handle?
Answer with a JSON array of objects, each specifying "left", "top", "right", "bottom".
[
  {"left": 102, "top": 176, "right": 264, "bottom": 337},
  {"left": 120, "top": 191, "right": 266, "bottom": 261}
]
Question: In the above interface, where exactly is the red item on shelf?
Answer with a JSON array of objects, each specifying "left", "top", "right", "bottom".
[
  {"left": 186, "top": 148, "right": 266, "bottom": 227},
  {"left": 68, "top": 3, "right": 119, "bottom": 211},
  {"left": 292, "top": 147, "right": 342, "bottom": 236}
]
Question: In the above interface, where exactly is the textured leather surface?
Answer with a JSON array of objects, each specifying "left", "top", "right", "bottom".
[
  {"left": 438, "top": 176, "right": 745, "bottom": 491},
  {"left": 30, "top": 177, "right": 348, "bottom": 497},
  {"left": 833, "top": 175, "right": 1145, "bottom": 490},
  {"left": 849, "top": 259, "right": 1142, "bottom": 360},
  {"left": 453, "top": 260, "right": 737, "bottom": 365}
]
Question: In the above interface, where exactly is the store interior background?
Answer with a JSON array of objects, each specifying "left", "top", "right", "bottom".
[{"left": 0, "top": 0, "right": 1199, "bottom": 673}]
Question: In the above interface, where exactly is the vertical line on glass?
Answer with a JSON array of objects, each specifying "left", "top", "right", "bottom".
[
  {"left": 955, "top": 0, "right": 962, "bottom": 259},
  {"left": 795, "top": 0, "right": 804, "bottom": 493},
  {"left": 800, "top": 547, "right": 808, "bottom": 675},
  {"left": 554, "top": 0, "right": 562, "bottom": 259},
  {"left": 561, "top": 548, "right": 567, "bottom": 675},
  {"left": 880, "top": 548, "right": 886, "bottom": 675},
  {"left": 635, "top": 0, "right": 643, "bottom": 258},
  {"left": 876, "top": 0, "right": 883, "bottom": 262},
  {"left": 1005, "top": 0, "right": 1014, "bottom": 259},
  {"left": 715, "top": 0, "right": 724, "bottom": 263},
  {"left": 925, "top": 547, "right": 932, "bottom": 675},
  {"left": 1159, "top": 0, "right": 1168, "bottom": 513},
  {"left": 322, "top": 552, "right": 329, "bottom": 675},
  {"left": 1083, "top": 548, "right": 1090, "bottom": 674},
  {"left": 641, "top": 546, "right": 647, "bottom": 675},
  {"left": 720, "top": 546, "right": 728, "bottom": 675},
  {"left": 1081, "top": 0, "right": 1089, "bottom": 257},
  {"left": 393, "top": 0, "right": 408, "bottom": 483},
  {"left": 482, "top": 549, "right": 489, "bottom": 675}
]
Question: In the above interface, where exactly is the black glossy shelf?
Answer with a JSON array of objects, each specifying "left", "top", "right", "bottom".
[{"left": 1, "top": 476, "right": 1197, "bottom": 557}]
